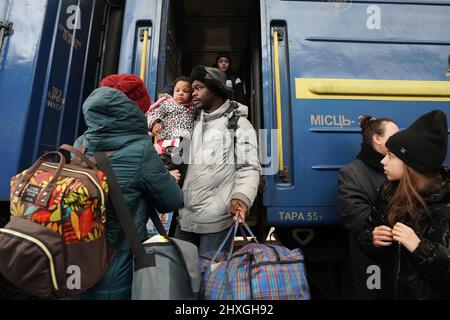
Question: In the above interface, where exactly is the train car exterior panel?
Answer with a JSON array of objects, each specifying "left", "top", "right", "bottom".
[
  {"left": 118, "top": 0, "right": 163, "bottom": 99},
  {"left": 261, "top": 0, "right": 450, "bottom": 226},
  {"left": 0, "top": 0, "right": 54, "bottom": 201},
  {"left": 0, "top": 0, "right": 112, "bottom": 201}
]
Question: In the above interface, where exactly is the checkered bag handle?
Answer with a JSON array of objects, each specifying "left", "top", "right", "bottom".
[
  {"left": 238, "top": 222, "right": 259, "bottom": 245},
  {"left": 210, "top": 219, "right": 259, "bottom": 264}
]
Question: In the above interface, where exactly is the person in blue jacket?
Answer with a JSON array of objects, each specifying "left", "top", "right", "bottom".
[{"left": 73, "top": 74, "right": 183, "bottom": 299}]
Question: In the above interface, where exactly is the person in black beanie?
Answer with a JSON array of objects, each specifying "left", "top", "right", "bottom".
[
  {"left": 174, "top": 65, "right": 260, "bottom": 255},
  {"left": 359, "top": 110, "right": 450, "bottom": 299},
  {"left": 338, "top": 115, "right": 399, "bottom": 299},
  {"left": 213, "top": 52, "right": 246, "bottom": 104}
]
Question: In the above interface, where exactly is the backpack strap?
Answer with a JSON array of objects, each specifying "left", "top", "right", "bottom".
[
  {"left": 94, "top": 152, "right": 156, "bottom": 271},
  {"left": 69, "top": 143, "right": 116, "bottom": 167},
  {"left": 59, "top": 144, "right": 97, "bottom": 169},
  {"left": 169, "top": 238, "right": 201, "bottom": 294},
  {"left": 224, "top": 101, "right": 241, "bottom": 164},
  {"left": 226, "top": 101, "right": 241, "bottom": 133}
]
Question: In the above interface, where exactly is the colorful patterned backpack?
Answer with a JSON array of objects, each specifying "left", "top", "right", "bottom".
[{"left": 0, "top": 145, "right": 110, "bottom": 299}]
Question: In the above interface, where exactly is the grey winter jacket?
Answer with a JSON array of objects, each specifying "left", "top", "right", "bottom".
[{"left": 179, "top": 100, "right": 261, "bottom": 234}]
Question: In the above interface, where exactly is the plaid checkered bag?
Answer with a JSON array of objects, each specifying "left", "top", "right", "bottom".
[{"left": 199, "top": 220, "right": 311, "bottom": 300}]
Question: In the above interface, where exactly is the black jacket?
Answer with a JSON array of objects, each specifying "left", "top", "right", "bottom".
[
  {"left": 339, "top": 144, "right": 386, "bottom": 236},
  {"left": 359, "top": 169, "right": 450, "bottom": 300},
  {"left": 338, "top": 144, "right": 387, "bottom": 299},
  {"left": 225, "top": 70, "right": 246, "bottom": 104}
]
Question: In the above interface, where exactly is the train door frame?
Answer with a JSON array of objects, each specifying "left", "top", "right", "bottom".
[
  {"left": 154, "top": 0, "right": 267, "bottom": 239},
  {"left": 155, "top": 0, "right": 182, "bottom": 95},
  {"left": 75, "top": 0, "right": 126, "bottom": 137}
]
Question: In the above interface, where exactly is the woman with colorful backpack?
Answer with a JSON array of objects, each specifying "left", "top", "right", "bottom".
[{"left": 73, "top": 74, "right": 183, "bottom": 299}]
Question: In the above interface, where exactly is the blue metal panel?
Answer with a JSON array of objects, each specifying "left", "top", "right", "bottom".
[
  {"left": 0, "top": 0, "right": 52, "bottom": 201},
  {"left": 118, "top": 0, "right": 163, "bottom": 101},
  {"left": 36, "top": 0, "right": 96, "bottom": 158},
  {"left": 0, "top": 0, "right": 104, "bottom": 201},
  {"left": 0, "top": 1, "right": 10, "bottom": 21},
  {"left": 261, "top": 0, "right": 450, "bottom": 226}
]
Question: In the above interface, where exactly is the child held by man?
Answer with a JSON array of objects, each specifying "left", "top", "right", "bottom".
[{"left": 146, "top": 76, "right": 195, "bottom": 185}]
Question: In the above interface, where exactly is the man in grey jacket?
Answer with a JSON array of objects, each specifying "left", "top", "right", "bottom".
[{"left": 175, "top": 65, "right": 261, "bottom": 254}]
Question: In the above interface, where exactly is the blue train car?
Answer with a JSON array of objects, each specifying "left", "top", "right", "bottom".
[
  {"left": 258, "top": 0, "right": 450, "bottom": 295},
  {"left": 1, "top": 0, "right": 450, "bottom": 297},
  {"left": 0, "top": 0, "right": 124, "bottom": 201},
  {"left": 261, "top": 0, "right": 450, "bottom": 227}
]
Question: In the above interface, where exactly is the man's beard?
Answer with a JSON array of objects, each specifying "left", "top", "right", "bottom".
[{"left": 194, "top": 100, "right": 209, "bottom": 111}]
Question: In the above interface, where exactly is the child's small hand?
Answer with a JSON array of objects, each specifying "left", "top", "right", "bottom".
[
  {"left": 152, "top": 123, "right": 163, "bottom": 136},
  {"left": 170, "top": 170, "right": 181, "bottom": 182},
  {"left": 154, "top": 143, "right": 163, "bottom": 155}
]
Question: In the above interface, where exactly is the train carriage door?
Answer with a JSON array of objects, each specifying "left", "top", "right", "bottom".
[
  {"left": 34, "top": 0, "right": 110, "bottom": 158},
  {"left": 155, "top": 0, "right": 181, "bottom": 95},
  {"left": 117, "top": 0, "right": 181, "bottom": 101},
  {"left": 0, "top": 0, "right": 123, "bottom": 202},
  {"left": 1, "top": 0, "right": 105, "bottom": 201},
  {"left": 0, "top": 0, "right": 15, "bottom": 202},
  {"left": 0, "top": 0, "right": 12, "bottom": 41}
]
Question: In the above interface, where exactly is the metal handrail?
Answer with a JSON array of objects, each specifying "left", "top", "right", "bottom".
[
  {"left": 0, "top": 21, "right": 13, "bottom": 56},
  {"left": 139, "top": 27, "right": 149, "bottom": 81},
  {"left": 273, "top": 29, "right": 284, "bottom": 174}
]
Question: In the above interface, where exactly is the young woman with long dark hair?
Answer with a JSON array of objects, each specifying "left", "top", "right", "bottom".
[{"left": 359, "top": 110, "right": 450, "bottom": 299}]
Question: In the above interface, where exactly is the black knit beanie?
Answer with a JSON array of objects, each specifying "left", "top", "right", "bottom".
[
  {"left": 386, "top": 110, "right": 448, "bottom": 175},
  {"left": 191, "top": 65, "right": 233, "bottom": 100},
  {"left": 215, "top": 52, "right": 232, "bottom": 66}
]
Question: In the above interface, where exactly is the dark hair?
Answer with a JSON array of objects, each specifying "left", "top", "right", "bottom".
[
  {"left": 214, "top": 52, "right": 232, "bottom": 65},
  {"left": 385, "top": 164, "right": 440, "bottom": 225},
  {"left": 360, "top": 115, "right": 396, "bottom": 146},
  {"left": 213, "top": 52, "right": 233, "bottom": 74},
  {"left": 173, "top": 76, "right": 192, "bottom": 87}
]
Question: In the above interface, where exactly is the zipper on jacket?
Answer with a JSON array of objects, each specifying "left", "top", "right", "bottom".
[
  {"left": 42, "top": 164, "right": 106, "bottom": 221},
  {"left": 394, "top": 242, "right": 401, "bottom": 300},
  {"left": 0, "top": 228, "right": 60, "bottom": 291}
]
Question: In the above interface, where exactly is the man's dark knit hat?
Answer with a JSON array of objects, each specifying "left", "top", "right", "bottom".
[
  {"left": 386, "top": 110, "right": 448, "bottom": 175},
  {"left": 191, "top": 65, "right": 233, "bottom": 99}
]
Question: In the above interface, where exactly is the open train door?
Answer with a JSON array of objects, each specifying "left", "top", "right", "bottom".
[{"left": 118, "top": 0, "right": 181, "bottom": 100}]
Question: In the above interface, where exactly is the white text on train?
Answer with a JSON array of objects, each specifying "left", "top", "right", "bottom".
[
  {"left": 278, "top": 212, "right": 321, "bottom": 221},
  {"left": 310, "top": 115, "right": 354, "bottom": 128}
]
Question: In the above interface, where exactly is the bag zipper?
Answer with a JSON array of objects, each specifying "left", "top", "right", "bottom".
[
  {"left": 42, "top": 164, "right": 106, "bottom": 221},
  {"left": 0, "top": 228, "right": 59, "bottom": 291}
]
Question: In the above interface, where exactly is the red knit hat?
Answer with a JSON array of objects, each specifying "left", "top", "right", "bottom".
[{"left": 100, "top": 74, "right": 151, "bottom": 113}]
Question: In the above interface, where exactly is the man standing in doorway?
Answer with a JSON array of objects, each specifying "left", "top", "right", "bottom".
[{"left": 175, "top": 65, "right": 261, "bottom": 254}]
